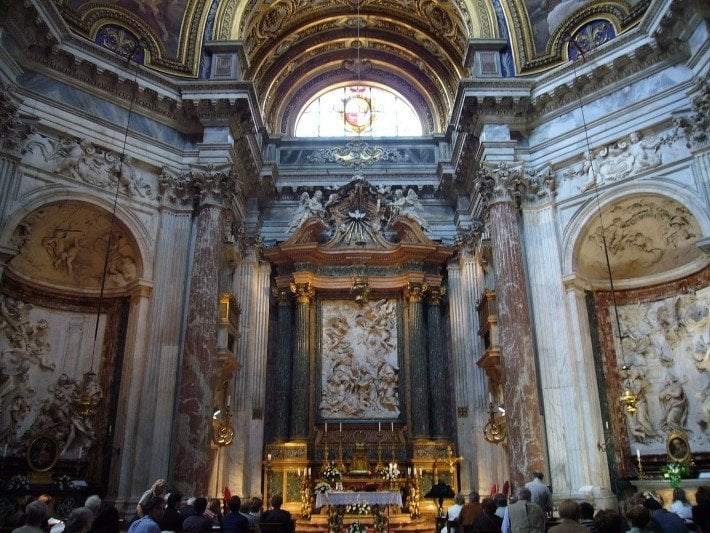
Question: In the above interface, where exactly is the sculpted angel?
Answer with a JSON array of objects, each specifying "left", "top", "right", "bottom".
[{"left": 659, "top": 374, "right": 689, "bottom": 432}]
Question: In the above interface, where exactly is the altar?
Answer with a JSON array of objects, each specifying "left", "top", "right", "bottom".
[{"left": 315, "top": 490, "right": 403, "bottom": 509}]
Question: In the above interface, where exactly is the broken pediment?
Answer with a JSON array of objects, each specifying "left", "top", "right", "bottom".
[{"left": 266, "top": 178, "right": 453, "bottom": 268}]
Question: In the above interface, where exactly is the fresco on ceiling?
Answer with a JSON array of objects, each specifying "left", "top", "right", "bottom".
[
  {"left": 526, "top": 0, "right": 639, "bottom": 53},
  {"left": 66, "top": 0, "right": 190, "bottom": 57}
]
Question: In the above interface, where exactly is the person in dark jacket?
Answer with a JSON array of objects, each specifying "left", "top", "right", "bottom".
[{"left": 160, "top": 492, "right": 184, "bottom": 532}]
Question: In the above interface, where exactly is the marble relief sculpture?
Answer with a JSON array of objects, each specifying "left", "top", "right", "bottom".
[
  {"left": 615, "top": 289, "right": 710, "bottom": 450},
  {"left": 0, "top": 295, "right": 103, "bottom": 457},
  {"left": 576, "top": 131, "right": 665, "bottom": 192},
  {"left": 28, "top": 135, "right": 153, "bottom": 198},
  {"left": 659, "top": 375, "right": 689, "bottom": 432},
  {"left": 320, "top": 299, "right": 399, "bottom": 419},
  {"left": 387, "top": 189, "right": 429, "bottom": 230}
]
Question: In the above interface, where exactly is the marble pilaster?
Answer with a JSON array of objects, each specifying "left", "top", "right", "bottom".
[
  {"left": 523, "top": 201, "right": 587, "bottom": 497},
  {"left": 290, "top": 281, "right": 314, "bottom": 440},
  {"left": 427, "top": 285, "right": 448, "bottom": 439},
  {"left": 406, "top": 282, "right": 430, "bottom": 439},
  {"left": 110, "top": 282, "right": 154, "bottom": 508},
  {"left": 173, "top": 166, "right": 236, "bottom": 496},
  {"left": 564, "top": 281, "right": 615, "bottom": 508},
  {"left": 272, "top": 286, "right": 293, "bottom": 441},
  {"left": 477, "top": 162, "right": 545, "bottom": 489}
]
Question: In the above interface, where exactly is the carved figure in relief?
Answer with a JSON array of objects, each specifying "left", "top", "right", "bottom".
[
  {"left": 388, "top": 188, "right": 429, "bottom": 230},
  {"left": 42, "top": 228, "right": 83, "bottom": 275},
  {"left": 696, "top": 385, "right": 710, "bottom": 432},
  {"left": 287, "top": 191, "right": 324, "bottom": 231},
  {"left": 659, "top": 375, "right": 689, "bottom": 432},
  {"left": 627, "top": 131, "right": 662, "bottom": 173},
  {"left": 620, "top": 366, "right": 657, "bottom": 443},
  {"left": 693, "top": 337, "right": 709, "bottom": 373},
  {"left": 116, "top": 157, "right": 152, "bottom": 198}
]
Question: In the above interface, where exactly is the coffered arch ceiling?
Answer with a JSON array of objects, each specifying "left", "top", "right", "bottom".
[{"left": 57, "top": 0, "right": 648, "bottom": 133}]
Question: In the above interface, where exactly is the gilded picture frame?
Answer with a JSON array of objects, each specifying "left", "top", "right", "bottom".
[
  {"left": 27, "top": 435, "right": 60, "bottom": 472},
  {"left": 666, "top": 430, "right": 691, "bottom": 464}
]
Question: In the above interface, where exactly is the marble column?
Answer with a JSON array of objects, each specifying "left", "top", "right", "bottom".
[
  {"left": 290, "top": 281, "right": 314, "bottom": 440},
  {"left": 272, "top": 286, "right": 293, "bottom": 441},
  {"left": 477, "top": 162, "right": 545, "bottom": 489},
  {"left": 227, "top": 252, "right": 271, "bottom": 496},
  {"left": 406, "top": 282, "right": 430, "bottom": 439},
  {"left": 427, "top": 285, "right": 448, "bottom": 439},
  {"left": 173, "top": 166, "right": 236, "bottom": 496}
]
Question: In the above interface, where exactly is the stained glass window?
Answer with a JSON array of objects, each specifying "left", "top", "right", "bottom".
[{"left": 295, "top": 85, "right": 423, "bottom": 137}]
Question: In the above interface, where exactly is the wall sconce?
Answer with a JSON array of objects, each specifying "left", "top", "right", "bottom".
[
  {"left": 212, "top": 404, "right": 235, "bottom": 447},
  {"left": 483, "top": 400, "right": 506, "bottom": 444},
  {"left": 351, "top": 275, "right": 370, "bottom": 305},
  {"left": 74, "top": 371, "right": 101, "bottom": 419}
]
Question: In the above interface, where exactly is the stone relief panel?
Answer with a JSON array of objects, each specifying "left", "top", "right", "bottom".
[
  {"left": 25, "top": 135, "right": 154, "bottom": 199},
  {"left": 319, "top": 299, "right": 400, "bottom": 420},
  {"left": 576, "top": 197, "right": 701, "bottom": 281},
  {"left": 9, "top": 201, "right": 142, "bottom": 290},
  {"left": 0, "top": 295, "right": 105, "bottom": 458},
  {"left": 613, "top": 288, "right": 709, "bottom": 454}
]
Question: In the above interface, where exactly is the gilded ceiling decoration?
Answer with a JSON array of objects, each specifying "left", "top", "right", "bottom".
[{"left": 53, "top": 0, "right": 649, "bottom": 128}]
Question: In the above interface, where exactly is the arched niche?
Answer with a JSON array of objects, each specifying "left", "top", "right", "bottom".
[
  {"left": 7, "top": 201, "right": 143, "bottom": 295},
  {"left": 0, "top": 200, "right": 143, "bottom": 488},
  {"left": 573, "top": 194, "right": 704, "bottom": 286}
]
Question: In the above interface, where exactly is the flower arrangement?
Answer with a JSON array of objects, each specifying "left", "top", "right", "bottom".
[
  {"left": 55, "top": 474, "right": 74, "bottom": 491},
  {"left": 348, "top": 520, "right": 366, "bottom": 533},
  {"left": 660, "top": 461, "right": 691, "bottom": 488},
  {"left": 322, "top": 462, "right": 342, "bottom": 483},
  {"left": 378, "top": 462, "right": 400, "bottom": 480},
  {"left": 6, "top": 474, "right": 29, "bottom": 491},
  {"left": 315, "top": 481, "right": 332, "bottom": 494},
  {"left": 346, "top": 503, "right": 371, "bottom": 515}
]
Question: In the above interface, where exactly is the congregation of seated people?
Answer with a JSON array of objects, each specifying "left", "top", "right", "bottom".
[{"left": 7, "top": 480, "right": 710, "bottom": 533}]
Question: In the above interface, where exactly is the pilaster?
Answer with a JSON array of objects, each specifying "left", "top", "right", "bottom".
[
  {"left": 272, "top": 286, "right": 293, "bottom": 442},
  {"left": 427, "top": 285, "right": 448, "bottom": 440}
]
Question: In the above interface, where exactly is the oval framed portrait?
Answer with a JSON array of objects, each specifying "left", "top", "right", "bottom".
[
  {"left": 666, "top": 430, "right": 691, "bottom": 463},
  {"left": 27, "top": 435, "right": 60, "bottom": 472}
]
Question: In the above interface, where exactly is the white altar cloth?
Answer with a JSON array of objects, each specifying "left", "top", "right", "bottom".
[{"left": 315, "top": 491, "right": 403, "bottom": 509}]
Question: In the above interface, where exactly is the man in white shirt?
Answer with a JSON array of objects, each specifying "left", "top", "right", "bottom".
[{"left": 525, "top": 472, "right": 552, "bottom": 514}]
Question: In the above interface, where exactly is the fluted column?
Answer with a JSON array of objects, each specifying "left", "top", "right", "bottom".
[
  {"left": 290, "top": 281, "right": 314, "bottom": 440},
  {"left": 427, "top": 285, "right": 448, "bottom": 439},
  {"left": 477, "top": 162, "right": 545, "bottom": 489},
  {"left": 272, "top": 287, "right": 293, "bottom": 441},
  {"left": 173, "top": 166, "right": 236, "bottom": 495},
  {"left": 406, "top": 282, "right": 430, "bottom": 439}
]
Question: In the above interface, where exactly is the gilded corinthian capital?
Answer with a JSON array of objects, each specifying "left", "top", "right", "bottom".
[
  {"left": 426, "top": 285, "right": 447, "bottom": 305},
  {"left": 190, "top": 163, "right": 239, "bottom": 208},
  {"left": 404, "top": 282, "right": 428, "bottom": 303},
  {"left": 290, "top": 281, "right": 315, "bottom": 303}
]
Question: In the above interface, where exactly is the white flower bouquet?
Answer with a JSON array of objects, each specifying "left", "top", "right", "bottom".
[
  {"left": 378, "top": 462, "right": 400, "bottom": 480},
  {"left": 322, "top": 462, "right": 342, "bottom": 483},
  {"left": 7, "top": 474, "right": 29, "bottom": 491},
  {"left": 346, "top": 503, "right": 371, "bottom": 515},
  {"left": 315, "top": 481, "right": 332, "bottom": 494}
]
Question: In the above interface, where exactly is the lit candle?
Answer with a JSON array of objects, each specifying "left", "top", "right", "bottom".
[
  {"left": 267, "top": 453, "right": 272, "bottom": 462},
  {"left": 489, "top": 393, "right": 493, "bottom": 404},
  {"left": 339, "top": 423, "right": 342, "bottom": 432},
  {"left": 227, "top": 395, "right": 231, "bottom": 407},
  {"left": 378, "top": 422, "right": 381, "bottom": 432},
  {"left": 308, "top": 467, "right": 311, "bottom": 476},
  {"left": 636, "top": 449, "right": 641, "bottom": 462},
  {"left": 325, "top": 422, "right": 328, "bottom": 433},
  {"left": 391, "top": 422, "right": 394, "bottom": 432}
]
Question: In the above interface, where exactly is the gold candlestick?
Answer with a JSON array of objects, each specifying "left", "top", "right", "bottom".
[{"left": 637, "top": 453, "right": 645, "bottom": 480}]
